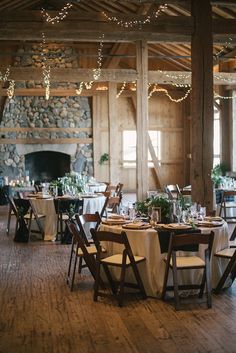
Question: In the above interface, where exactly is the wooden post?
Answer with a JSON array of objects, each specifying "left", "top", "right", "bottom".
[
  {"left": 136, "top": 40, "right": 149, "bottom": 201},
  {"left": 108, "top": 81, "right": 119, "bottom": 184},
  {"left": 191, "top": 0, "right": 214, "bottom": 212},
  {"left": 219, "top": 88, "right": 232, "bottom": 170}
]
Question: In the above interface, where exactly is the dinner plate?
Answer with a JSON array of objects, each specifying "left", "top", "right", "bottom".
[
  {"left": 196, "top": 221, "right": 224, "bottom": 228},
  {"left": 204, "top": 216, "right": 223, "bottom": 222},
  {"left": 160, "top": 223, "right": 192, "bottom": 230},
  {"left": 122, "top": 222, "right": 152, "bottom": 230},
  {"left": 102, "top": 219, "right": 127, "bottom": 226},
  {"left": 80, "top": 194, "right": 98, "bottom": 198}
]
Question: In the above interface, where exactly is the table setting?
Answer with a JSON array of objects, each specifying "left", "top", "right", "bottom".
[{"left": 99, "top": 195, "right": 230, "bottom": 297}]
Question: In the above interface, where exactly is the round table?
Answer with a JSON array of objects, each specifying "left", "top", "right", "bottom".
[{"left": 100, "top": 222, "right": 230, "bottom": 297}]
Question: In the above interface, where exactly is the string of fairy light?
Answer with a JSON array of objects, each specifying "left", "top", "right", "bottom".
[
  {"left": 102, "top": 4, "right": 167, "bottom": 28},
  {"left": 0, "top": 67, "right": 15, "bottom": 99},
  {"left": 40, "top": 32, "right": 51, "bottom": 100},
  {"left": 41, "top": 2, "right": 73, "bottom": 25},
  {"left": 2, "top": 2, "right": 236, "bottom": 102}
]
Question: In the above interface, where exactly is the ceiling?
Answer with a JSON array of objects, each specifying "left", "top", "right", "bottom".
[{"left": 0, "top": 1, "right": 236, "bottom": 73}]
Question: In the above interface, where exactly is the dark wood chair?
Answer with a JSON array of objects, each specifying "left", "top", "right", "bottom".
[
  {"left": 161, "top": 231, "right": 215, "bottom": 310},
  {"left": 5, "top": 193, "right": 18, "bottom": 236},
  {"left": 219, "top": 190, "right": 236, "bottom": 222},
  {"left": 75, "top": 212, "right": 102, "bottom": 274},
  {"left": 214, "top": 248, "right": 236, "bottom": 293},
  {"left": 14, "top": 197, "right": 45, "bottom": 240},
  {"left": 100, "top": 195, "right": 121, "bottom": 218},
  {"left": 90, "top": 229, "right": 147, "bottom": 307},
  {"left": 165, "top": 184, "right": 181, "bottom": 200},
  {"left": 53, "top": 198, "right": 84, "bottom": 242},
  {"left": 66, "top": 220, "right": 98, "bottom": 291}
]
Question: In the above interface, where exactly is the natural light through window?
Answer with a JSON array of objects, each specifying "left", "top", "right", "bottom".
[
  {"left": 123, "top": 130, "right": 161, "bottom": 167},
  {"left": 213, "top": 101, "right": 220, "bottom": 166}
]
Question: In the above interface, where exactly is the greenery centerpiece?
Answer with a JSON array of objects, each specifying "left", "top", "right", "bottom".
[
  {"left": 135, "top": 195, "right": 171, "bottom": 223},
  {"left": 211, "top": 163, "right": 227, "bottom": 188},
  {"left": 50, "top": 172, "right": 85, "bottom": 196}
]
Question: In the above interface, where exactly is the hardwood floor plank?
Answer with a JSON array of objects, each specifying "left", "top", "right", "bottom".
[{"left": 0, "top": 205, "right": 236, "bottom": 353}]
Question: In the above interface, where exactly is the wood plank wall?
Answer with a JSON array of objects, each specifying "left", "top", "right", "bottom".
[{"left": 93, "top": 92, "right": 187, "bottom": 192}]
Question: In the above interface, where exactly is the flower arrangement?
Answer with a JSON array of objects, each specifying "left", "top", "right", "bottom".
[
  {"left": 211, "top": 163, "right": 227, "bottom": 188},
  {"left": 135, "top": 195, "right": 171, "bottom": 223},
  {"left": 50, "top": 172, "right": 86, "bottom": 195}
]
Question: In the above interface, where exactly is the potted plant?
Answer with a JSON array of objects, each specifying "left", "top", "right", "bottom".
[{"left": 98, "top": 153, "right": 109, "bottom": 165}]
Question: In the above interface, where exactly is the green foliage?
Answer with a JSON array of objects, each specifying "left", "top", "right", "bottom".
[
  {"left": 211, "top": 163, "right": 227, "bottom": 187},
  {"left": 98, "top": 153, "right": 109, "bottom": 165},
  {"left": 135, "top": 195, "right": 171, "bottom": 222}
]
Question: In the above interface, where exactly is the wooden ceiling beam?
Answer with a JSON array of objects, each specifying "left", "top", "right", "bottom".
[{"left": 1, "top": 67, "right": 236, "bottom": 85}]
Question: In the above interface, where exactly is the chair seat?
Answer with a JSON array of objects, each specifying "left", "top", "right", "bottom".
[
  {"left": 24, "top": 213, "right": 45, "bottom": 220},
  {"left": 224, "top": 202, "right": 236, "bottom": 208},
  {"left": 167, "top": 256, "right": 205, "bottom": 268},
  {"left": 101, "top": 253, "right": 145, "bottom": 266},
  {"left": 77, "top": 245, "right": 106, "bottom": 257},
  {"left": 215, "top": 248, "right": 235, "bottom": 259}
]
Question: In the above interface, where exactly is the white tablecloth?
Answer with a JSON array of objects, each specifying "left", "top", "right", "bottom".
[
  {"left": 100, "top": 222, "right": 230, "bottom": 297},
  {"left": 31, "top": 195, "right": 106, "bottom": 241}
]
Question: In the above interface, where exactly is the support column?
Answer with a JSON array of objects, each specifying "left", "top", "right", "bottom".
[
  {"left": 108, "top": 81, "right": 119, "bottom": 184},
  {"left": 136, "top": 40, "right": 149, "bottom": 201},
  {"left": 219, "top": 87, "right": 232, "bottom": 170},
  {"left": 191, "top": 0, "right": 214, "bottom": 212}
]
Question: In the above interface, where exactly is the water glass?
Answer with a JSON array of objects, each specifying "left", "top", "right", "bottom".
[{"left": 150, "top": 207, "right": 160, "bottom": 227}]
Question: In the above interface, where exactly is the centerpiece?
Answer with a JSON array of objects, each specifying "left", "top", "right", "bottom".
[
  {"left": 135, "top": 195, "right": 171, "bottom": 223},
  {"left": 50, "top": 171, "right": 85, "bottom": 196}
]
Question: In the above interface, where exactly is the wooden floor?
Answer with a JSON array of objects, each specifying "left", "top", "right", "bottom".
[{"left": 1, "top": 205, "right": 236, "bottom": 353}]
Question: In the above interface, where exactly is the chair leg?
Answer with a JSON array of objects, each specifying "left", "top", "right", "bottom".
[
  {"left": 78, "top": 257, "right": 83, "bottom": 274},
  {"left": 230, "top": 226, "right": 236, "bottom": 241},
  {"left": 205, "top": 255, "right": 212, "bottom": 308},
  {"left": 28, "top": 211, "right": 33, "bottom": 242},
  {"left": 199, "top": 269, "right": 206, "bottom": 298},
  {"left": 215, "top": 257, "right": 236, "bottom": 294},
  {"left": 70, "top": 254, "right": 79, "bottom": 291},
  {"left": 103, "top": 263, "right": 117, "bottom": 294},
  {"left": 118, "top": 265, "right": 126, "bottom": 307},
  {"left": 67, "top": 246, "right": 74, "bottom": 285},
  {"left": 131, "top": 262, "right": 147, "bottom": 299},
  {"left": 161, "top": 260, "right": 170, "bottom": 301},
  {"left": 94, "top": 260, "right": 101, "bottom": 302},
  {"left": 172, "top": 253, "right": 180, "bottom": 310},
  {"left": 6, "top": 207, "right": 11, "bottom": 236}
]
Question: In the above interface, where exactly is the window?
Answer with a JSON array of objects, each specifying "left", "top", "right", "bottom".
[
  {"left": 213, "top": 101, "right": 220, "bottom": 166},
  {"left": 123, "top": 130, "right": 161, "bottom": 167}
]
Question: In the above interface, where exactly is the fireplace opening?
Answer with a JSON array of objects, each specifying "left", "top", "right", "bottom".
[{"left": 25, "top": 151, "right": 70, "bottom": 182}]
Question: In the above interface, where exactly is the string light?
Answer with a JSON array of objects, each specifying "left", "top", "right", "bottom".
[
  {"left": 0, "top": 67, "right": 10, "bottom": 82},
  {"left": 84, "top": 81, "right": 94, "bottom": 89},
  {"left": 93, "top": 34, "right": 104, "bottom": 80},
  {"left": 7, "top": 80, "right": 15, "bottom": 99},
  {"left": 116, "top": 81, "right": 126, "bottom": 98},
  {"left": 214, "top": 91, "right": 236, "bottom": 100},
  {"left": 102, "top": 4, "right": 167, "bottom": 28},
  {"left": 40, "top": 32, "right": 51, "bottom": 100},
  {"left": 148, "top": 84, "right": 192, "bottom": 102},
  {"left": 41, "top": 3, "right": 73, "bottom": 25},
  {"left": 76, "top": 82, "right": 84, "bottom": 95},
  {"left": 214, "top": 37, "right": 233, "bottom": 58}
]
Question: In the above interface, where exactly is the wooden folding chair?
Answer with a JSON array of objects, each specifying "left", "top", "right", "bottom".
[
  {"left": 90, "top": 229, "right": 147, "bottom": 307},
  {"left": 165, "top": 184, "right": 181, "bottom": 200},
  {"left": 161, "top": 231, "right": 214, "bottom": 310},
  {"left": 5, "top": 194, "right": 18, "bottom": 236},
  {"left": 100, "top": 195, "right": 121, "bottom": 218},
  {"left": 75, "top": 212, "right": 102, "bottom": 274},
  {"left": 14, "top": 198, "right": 45, "bottom": 240},
  {"left": 214, "top": 248, "right": 236, "bottom": 293},
  {"left": 219, "top": 190, "right": 236, "bottom": 222},
  {"left": 54, "top": 198, "right": 84, "bottom": 242},
  {"left": 66, "top": 220, "right": 99, "bottom": 291}
]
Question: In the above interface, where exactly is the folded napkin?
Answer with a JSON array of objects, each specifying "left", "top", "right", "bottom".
[
  {"left": 108, "top": 214, "right": 125, "bottom": 220},
  {"left": 204, "top": 216, "right": 223, "bottom": 222},
  {"left": 102, "top": 219, "right": 127, "bottom": 225},
  {"left": 159, "top": 223, "right": 192, "bottom": 230},
  {"left": 122, "top": 222, "right": 151, "bottom": 230},
  {"left": 196, "top": 220, "right": 223, "bottom": 228}
]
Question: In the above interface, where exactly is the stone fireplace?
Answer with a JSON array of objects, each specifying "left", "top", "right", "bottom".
[{"left": 0, "top": 95, "right": 93, "bottom": 181}]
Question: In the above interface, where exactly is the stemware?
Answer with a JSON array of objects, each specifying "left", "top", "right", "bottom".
[{"left": 150, "top": 207, "right": 160, "bottom": 227}]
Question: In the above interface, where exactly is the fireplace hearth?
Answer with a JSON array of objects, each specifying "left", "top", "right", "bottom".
[{"left": 25, "top": 151, "right": 70, "bottom": 182}]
